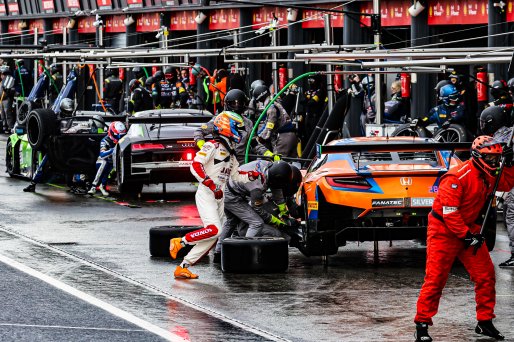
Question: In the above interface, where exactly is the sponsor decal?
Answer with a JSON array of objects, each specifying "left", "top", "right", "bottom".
[
  {"left": 197, "top": 152, "right": 207, "bottom": 156},
  {"left": 307, "top": 201, "right": 318, "bottom": 210},
  {"left": 400, "top": 177, "right": 412, "bottom": 186},
  {"left": 266, "top": 122, "right": 275, "bottom": 129},
  {"left": 190, "top": 228, "right": 213, "bottom": 239},
  {"left": 442, "top": 206, "right": 458, "bottom": 214},
  {"left": 371, "top": 198, "right": 404, "bottom": 207},
  {"left": 411, "top": 197, "right": 435, "bottom": 207},
  {"left": 451, "top": 183, "right": 458, "bottom": 189}
]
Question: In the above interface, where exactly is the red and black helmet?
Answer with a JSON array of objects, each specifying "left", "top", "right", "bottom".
[{"left": 471, "top": 135, "right": 503, "bottom": 176}]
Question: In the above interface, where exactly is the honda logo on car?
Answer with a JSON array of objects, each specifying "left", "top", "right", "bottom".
[
  {"left": 372, "top": 198, "right": 404, "bottom": 207},
  {"left": 400, "top": 177, "right": 412, "bottom": 186}
]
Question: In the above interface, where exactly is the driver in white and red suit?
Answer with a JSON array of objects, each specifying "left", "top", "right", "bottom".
[
  {"left": 168, "top": 111, "right": 261, "bottom": 279},
  {"left": 414, "top": 136, "right": 514, "bottom": 342}
]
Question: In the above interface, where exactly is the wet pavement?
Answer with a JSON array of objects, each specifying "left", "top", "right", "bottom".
[{"left": 0, "top": 135, "right": 512, "bottom": 341}]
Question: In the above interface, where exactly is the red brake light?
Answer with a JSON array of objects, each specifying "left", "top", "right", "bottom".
[
  {"left": 185, "top": 152, "right": 194, "bottom": 161},
  {"left": 132, "top": 143, "right": 165, "bottom": 151},
  {"left": 326, "top": 176, "right": 371, "bottom": 190}
]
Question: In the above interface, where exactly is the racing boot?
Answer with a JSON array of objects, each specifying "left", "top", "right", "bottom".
[
  {"left": 414, "top": 323, "right": 432, "bottom": 342},
  {"left": 169, "top": 238, "right": 184, "bottom": 259},
  {"left": 87, "top": 186, "right": 97, "bottom": 195},
  {"left": 475, "top": 320, "right": 505, "bottom": 340},
  {"left": 98, "top": 184, "right": 109, "bottom": 197},
  {"left": 499, "top": 254, "right": 514, "bottom": 267},
  {"left": 23, "top": 182, "right": 36, "bottom": 192},
  {"left": 174, "top": 265, "right": 198, "bottom": 279}
]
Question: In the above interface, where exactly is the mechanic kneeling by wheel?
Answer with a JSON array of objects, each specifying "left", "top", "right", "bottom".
[
  {"left": 212, "top": 160, "right": 296, "bottom": 263},
  {"left": 414, "top": 136, "right": 514, "bottom": 342}
]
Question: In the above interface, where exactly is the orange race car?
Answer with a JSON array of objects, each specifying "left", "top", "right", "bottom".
[{"left": 295, "top": 137, "right": 497, "bottom": 257}]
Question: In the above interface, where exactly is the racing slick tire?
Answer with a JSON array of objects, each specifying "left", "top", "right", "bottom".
[
  {"left": 5, "top": 139, "right": 19, "bottom": 177},
  {"left": 117, "top": 181, "right": 143, "bottom": 197},
  {"left": 27, "top": 109, "right": 57, "bottom": 150},
  {"left": 433, "top": 123, "right": 469, "bottom": 143},
  {"left": 391, "top": 123, "right": 428, "bottom": 137},
  {"left": 149, "top": 225, "right": 200, "bottom": 258},
  {"left": 221, "top": 237, "right": 289, "bottom": 273},
  {"left": 17, "top": 100, "right": 40, "bottom": 126}
]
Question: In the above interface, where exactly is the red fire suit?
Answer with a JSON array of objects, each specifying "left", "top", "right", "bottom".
[{"left": 415, "top": 160, "right": 514, "bottom": 324}]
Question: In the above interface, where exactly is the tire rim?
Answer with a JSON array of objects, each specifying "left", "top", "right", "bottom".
[
  {"left": 395, "top": 127, "right": 419, "bottom": 137},
  {"left": 435, "top": 128, "right": 460, "bottom": 142}
]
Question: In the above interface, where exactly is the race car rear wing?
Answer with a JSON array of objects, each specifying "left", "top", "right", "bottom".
[
  {"left": 318, "top": 141, "right": 471, "bottom": 155},
  {"left": 128, "top": 114, "right": 213, "bottom": 124}
]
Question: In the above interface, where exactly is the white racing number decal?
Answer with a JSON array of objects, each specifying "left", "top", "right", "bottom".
[{"left": 442, "top": 206, "right": 458, "bottom": 214}]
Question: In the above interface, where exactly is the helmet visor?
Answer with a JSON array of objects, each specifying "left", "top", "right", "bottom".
[{"left": 483, "top": 154, "right": 501, "bottom": 168}]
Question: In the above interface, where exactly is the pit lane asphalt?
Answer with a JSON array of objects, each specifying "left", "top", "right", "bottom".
[{"left": 0, "top": 134, "right": 512, "bottom": 341}]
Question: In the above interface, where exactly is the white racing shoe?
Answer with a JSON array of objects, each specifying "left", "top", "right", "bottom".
[{"left": 98, "top": 184, "right": 109, "bottom": 197}]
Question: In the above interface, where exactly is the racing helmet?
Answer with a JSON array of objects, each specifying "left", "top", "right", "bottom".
[
  {"left": 439, "top": 84, "right": 460, "bottom": 106},
  {"left": 164, "top": 66, "right": 175, "bottom": 80},
  {"left": 434, "top": 79, "right": 450, "bottom": 94},
  {"left": 213, "top": 111, "right": 245, "bottom": 143},
  {"left": 191, "top": 63, "right": 202, "bottom": 77},
  {"left": 108, "top": 121, "right": 127, "bottom": 143},
  {"left": 144, "top": 76, "right": 155, "bottom": 89},
  {"left": 253, "top": 85, "right": 270, "bottom": 103},
  {"left": 153, "top": 70, "right": 164, "bottom": 81},
  {"left": 15, "top": 59, "right": 24, "bottom": 67},
  {"left": 132, "top": 66, "right": 144, "bottom": 79},
  {"left": 361, "top": 75, "right": 375, "bottom": 94},
  {"left": 508, "top": 78, "right": 514, "bottom": 94},
  {"left": 448, "top": 72, "right": 461, "bottom": 85},
  {"left": 89, "top": 115, "right": 106, "bottom": 133},
  {"left": 282, "top": 164, "right": 302, "bottom": 197},
  {"left": 50, "top": 64, "right": 61, "bottom": 75},
  {"left": 480, "top": 106, "right": 508, "bottom": 136},
  {"left": 224, "top": 89, "right": 248, "bottom": 115},
  {"left": 471, "top": 135, "right": 503, "bottom": 177},
  {"left": 129, "top": 79, "right": 140, "bottom": 92},
  {"left": 491, "top": 79, "right": 508, "bottom": 100},
  {"left": 266, "top": 161, "right": 293, "bottom": 190},
  {"left": 250, "top": 79, "right": 265, "bottom": 97},
  {"left": 0, "top": 65, "right": 10, "bottom": 75},
  {"left": 60, "top": 98, "right": 75, "bottom": 117}
]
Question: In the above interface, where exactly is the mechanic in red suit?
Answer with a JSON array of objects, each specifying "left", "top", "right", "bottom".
[{"left": 414, "top": 136, "right": 514, "bottom": 342}]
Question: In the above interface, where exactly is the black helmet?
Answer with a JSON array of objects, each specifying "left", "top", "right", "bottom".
[
  {"left": 491, "top": 80, "right": 508, "bottom": 100},
  {"left": 266, "top": 161, "right": 293, "bottom": 190},
  {"left": 250, "top": 80, "right": 265, "bottom": 97},
  {"left": 508, "top": 78, "right": 514, "bottom": 93},
  {"left": 145, "top": 76, "right": 155, "bottom": 88},
  {"left": 448, "top": 72, "right": 461, "bottom": 85},
  {"left": 129, "top": 79, "right": 140, "bottom": 92},
  {"left": 253, "top": 84, "right": 270, "bottom": 103},
  {"left": 224, "top": 89, "right": 248, "bottom": 115},
  {"left": 153, "top": 70, "right": 164, "bottom": 81},
  {"left": 480, "top": 106, "right": 508, "bottom": 135},
  {"left": 60, "top": 98, "right": 74, "bottom": 117},
  {"left": 283, "top": 165, "right": 302, "bottom": 197},
  {"left": 132, "top": 66, "right": 144, "bottom": 79}
]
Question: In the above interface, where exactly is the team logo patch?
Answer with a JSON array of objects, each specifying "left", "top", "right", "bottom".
[
  {"left": 451, "top": 183, "right": 458, "bottom": 189},
  {"left": 197, "top": 152, "right": 207, "bottom": 156},
  {"left": 442, "top": 206, "right": 458, "bottom": 214},
  {"left": 307, "top": 201, "right": 318, "bottom": 210}
]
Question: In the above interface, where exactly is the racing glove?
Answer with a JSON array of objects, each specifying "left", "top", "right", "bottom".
[
  {"left": 269, "top": 215, "right": 287, "bottom": 229},
  {"left": 463, "top": 231, "right": 485, "bottom": 252},
  {"left": 502, "top": 144, "right": 514, "bottom": 167},
  {"left": 247, "top": 171, "right": 262, "bottom": 181},
  {"left": 197, "top": 139, "right": 206, "bottom": 149},
  {"left": 264, "top": 150, "right": 281, "bottom": 162},
  {"left": 202, "top": 177, "right": 223, "bottom": 199},
  {"left": 277, "top": 203, "right": 289, "bottom": 218}
]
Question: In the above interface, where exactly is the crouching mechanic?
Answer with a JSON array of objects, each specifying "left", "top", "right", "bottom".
[
  {"left": 414, "top": 136, "right": 514, "bottom": 342},
  {"left": 87, "top": 121, "right": 127, "bottom": 196},
  {"left": 169, "top": 111, "right": 262, "bottom": 279},
  {"left": 212, "top": 161, "right": 294, "bottom": 262}
]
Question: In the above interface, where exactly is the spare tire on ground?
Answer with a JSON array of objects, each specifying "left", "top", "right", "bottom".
[
  {"left": 221, "top": 237, "right": 289, "bottom": 273},
  {"left": 149, "top": 225, "right": 202, "bottom": 258},
  {"left": 27, "top": 109, "right": 58, "bottom": 149}
]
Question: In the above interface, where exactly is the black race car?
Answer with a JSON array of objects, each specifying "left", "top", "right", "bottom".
[{"left": 115, "top": 109, "right": 213, "bottom": 196}]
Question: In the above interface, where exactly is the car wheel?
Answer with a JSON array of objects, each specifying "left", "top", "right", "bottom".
[
  {"left": 5, "top": 139, "right": 19, "bottom": 176},
  {"left": 17, "top": 100, "right": 40, "bottom": 126},
  {"left": 27, "top": 109, "right": 57, "bottom": 149},
  {"left": 221, "top": 237, "right": 289, "bottom": 273},
  {"left": 391, "top": 123, "right": 428, "bottom": 137},
  {"left": 149, "top": 225, "right": 201, "bottom": 258},
  {"left": 433, "top": 124, "right": 469, "bottom": 142},
  {"left": 116, "top": 153, "right": 143, "bottom": 197}
]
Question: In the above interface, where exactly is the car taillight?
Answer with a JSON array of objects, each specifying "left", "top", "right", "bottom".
[
  {"left": 326, "top": 176, "right": 371, "bottom": 190},
  {"left": 132, "top": 143, "right": 165, "bottom": 151},
  {"left": 184, "top": 151, "right": 194, "bottom": 161}
]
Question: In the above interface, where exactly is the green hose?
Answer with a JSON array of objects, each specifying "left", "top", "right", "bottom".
[
  {"left": 40, "top": 61, "right": 60, "bottom": 94},
  {"left": 15, "top": 60, "right": 25, "bottom": 99},
  {"left": 244, "top": 71, "right": 317, "bottom": 164},
  {"left": 143, "top": 67, "right": 149, "bottom": 78}
]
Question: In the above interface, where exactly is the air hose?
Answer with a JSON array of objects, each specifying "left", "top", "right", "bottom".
[{"left": 244, "top": 71, "right": 317, "bottom": 163}]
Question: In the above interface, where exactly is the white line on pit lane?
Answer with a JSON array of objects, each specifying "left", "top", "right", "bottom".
[
  {"left": 0, "top": 323, "right": 146, "bottom": 332},
  {"left": 0, "top": 253, "right": 188, "bottom": 342}
]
